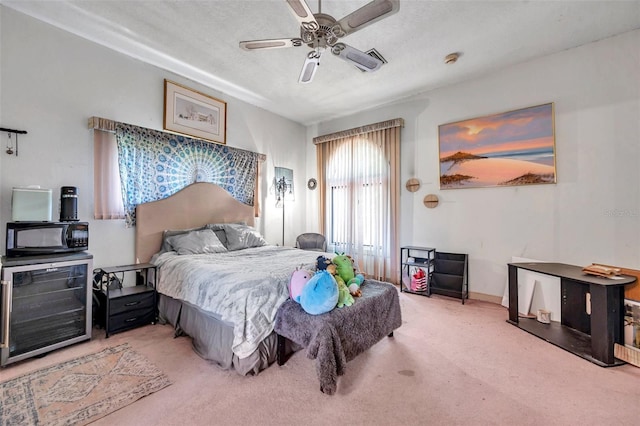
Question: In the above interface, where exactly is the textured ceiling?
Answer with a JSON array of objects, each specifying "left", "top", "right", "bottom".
[{"left": 3, "top": 0, "right": 640, "bottom": 125}]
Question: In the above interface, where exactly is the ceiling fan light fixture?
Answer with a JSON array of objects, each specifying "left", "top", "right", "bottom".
[
  {"left": 301, "top": 30, "right": 315, "bottom": 44},
  {"left": 240, "top": 0, "right": 399, "bottom": 83}
]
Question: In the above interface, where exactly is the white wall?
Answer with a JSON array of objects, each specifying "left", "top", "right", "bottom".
[
  {"left": 4, "top": 7, "right": 638, "bottom": 298},
  {"left": 0, "top": 7, "right": 307, "bottom": 268},
  {"left": 311, "top": 29, "right": 640, "bottom": 298}
]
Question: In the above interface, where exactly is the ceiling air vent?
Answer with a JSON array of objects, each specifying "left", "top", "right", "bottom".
[{"left": 357, "top": 48, "right": 387, "bottom": 72}]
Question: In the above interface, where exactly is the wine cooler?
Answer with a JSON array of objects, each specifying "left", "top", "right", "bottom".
[{"left": 1, "top": 252, "right": 93, "bottom": 366}]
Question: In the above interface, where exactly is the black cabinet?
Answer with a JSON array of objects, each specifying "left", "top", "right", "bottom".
[
  {"left": 1, "top": 252, "right": 93, "bottom": 366},
  {"left": 400, "top": 247, "right": 468, "bottom": 304},
  {"left": 431, "top": 252, "right": 468, "bottom": 304},
  {"left": 93, "top": 263, "right": 156, "bottom": 337},
  {"left": 507, "top": 262, "right": 636, "bottom": 367}
]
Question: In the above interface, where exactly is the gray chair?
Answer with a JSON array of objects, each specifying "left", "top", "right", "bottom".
[{"left": 295, "top": 233, "right": 327, "bottom": 252}]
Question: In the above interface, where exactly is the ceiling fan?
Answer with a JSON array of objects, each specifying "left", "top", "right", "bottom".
[{"left": 239, "top": 0, "right": 400, "bottom": 84}]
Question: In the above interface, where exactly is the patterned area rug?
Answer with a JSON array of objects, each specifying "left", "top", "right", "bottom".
[{"left": 0, "top": 343, "right": 171, "bottom": 425}]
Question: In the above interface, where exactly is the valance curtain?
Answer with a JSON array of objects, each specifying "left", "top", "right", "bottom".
[
  {"left": 115, "top": 123, "right": 260, "bottom": 226},
  {"left": 315, "top": 118, "right": 402, "bottom": 284}
]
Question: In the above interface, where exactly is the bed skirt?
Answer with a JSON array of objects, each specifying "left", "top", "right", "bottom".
[{"left": 158, "top": 294, "right": 292, "bottom": 375}]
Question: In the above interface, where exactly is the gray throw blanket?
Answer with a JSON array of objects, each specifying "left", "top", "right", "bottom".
[{"left": 274, "top": 280, "right": 402, "bottom": 394}]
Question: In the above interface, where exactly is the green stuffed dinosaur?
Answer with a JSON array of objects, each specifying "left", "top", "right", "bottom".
[
  {"left": 327, "top": 264, "right": 354, "bottom": 308},
  {"left": 332, "top": 253, "right": 363, "bottom": 297}
]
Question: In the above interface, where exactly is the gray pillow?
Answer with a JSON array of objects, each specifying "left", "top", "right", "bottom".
[
  {"left": 223, "top": 224, "right": 267, "bottom": 251},
  {"left": 161, "top": 225, "right": 208, "bottom": 252},
  {"left": 166, "top": 228, "right": 228, "bottom": 255},
  {"left": 205, "top": 223, "right": 229, "bottom": 248}
]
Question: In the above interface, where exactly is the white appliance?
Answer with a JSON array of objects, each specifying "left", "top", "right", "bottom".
[{"left": 11, "top": 187, "right": 53, "bottom": 221}]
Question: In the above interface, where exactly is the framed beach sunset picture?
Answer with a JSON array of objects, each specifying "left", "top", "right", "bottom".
[{"left": 438, "top": 103, "right": 556, "bottom": 189}]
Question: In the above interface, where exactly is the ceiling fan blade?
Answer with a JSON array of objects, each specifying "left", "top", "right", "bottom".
[
  {"left": 331, "top": 43, "right": 383, "bottom": 72},
  {"left": 285, "top": 0, "right": 320, "bottom": 32},
  {"left": 334, "top": 0, "right": 400, "bottom": 37},
  {"left": 298, "top": 49, "right": 324, "bottom": 84},
  {"left": 240, "top": 38, "right": 303, "bottom": 51}
]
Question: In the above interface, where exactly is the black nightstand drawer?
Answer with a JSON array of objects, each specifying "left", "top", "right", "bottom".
[
  {"left": 93, "top": 263, "right": 157, "bottom": 337},
  {"left": 109, "top": 289, "right": 155, "bottom": 316},
  {"left": 108, "top": 307, "right": 155, "bottom": 333}
]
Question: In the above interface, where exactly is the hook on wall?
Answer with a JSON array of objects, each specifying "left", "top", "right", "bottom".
[{"left": 1, "top": 127, "right": 27, "bottom": 156}]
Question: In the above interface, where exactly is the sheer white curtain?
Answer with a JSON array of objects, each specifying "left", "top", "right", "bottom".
[
  {"left": 316, "top": 120, "right": 401, "bottom": 283},
  {"left": 93, "top": 129, "right": 125, "bottom": 219}
]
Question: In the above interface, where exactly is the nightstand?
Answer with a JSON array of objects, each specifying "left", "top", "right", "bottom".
[{"left": 93, "top": 263, "right": 157, "bottom": 337}]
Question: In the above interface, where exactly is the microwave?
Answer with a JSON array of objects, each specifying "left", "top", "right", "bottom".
[{"left": 6, "top": 222, "right": 89, "bottom": 257}]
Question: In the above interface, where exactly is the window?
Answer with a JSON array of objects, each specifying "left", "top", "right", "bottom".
[
  {"left": 316, "top": 120, "right": 401, "bottom": 283},
  {"left": 327, "top": 138, "right": 387, "bottom": 249},
  {"left": 93, "top": 130, "right": 125, "bottom": 219},
  {"left": 330, "top": 181, "right": 385, "bottom": 248}
]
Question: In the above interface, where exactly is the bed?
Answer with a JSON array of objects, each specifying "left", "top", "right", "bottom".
[{"left": 135, "top": 182, "right": 325, "bottom": 375}]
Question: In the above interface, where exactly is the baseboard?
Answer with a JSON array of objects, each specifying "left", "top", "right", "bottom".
[
  {"left": 469, "top": 291, "right": 502, "bottom": 305},
  {"left": 393, "top": 283, "right": 503, "bottom": 306}
]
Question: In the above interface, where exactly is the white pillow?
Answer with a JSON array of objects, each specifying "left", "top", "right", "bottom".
[{"left": 166, "top": 228, "right": 227, "bottom": 255}]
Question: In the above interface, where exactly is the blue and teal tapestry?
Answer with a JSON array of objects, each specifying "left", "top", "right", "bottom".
[{"left": 116, "top": 123, "right": 259, "bottom": 226}]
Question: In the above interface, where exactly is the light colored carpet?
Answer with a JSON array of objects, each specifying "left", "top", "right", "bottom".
[
  {"left": 2, "top": 291, "right": 640, "bottom": 425},
  {"left": 0, "top": 343, "right": 170, "bottom": 425}
]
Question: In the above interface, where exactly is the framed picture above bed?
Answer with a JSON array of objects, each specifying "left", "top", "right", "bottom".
[
  {"left": 164, "top": 79, "right": 227, "bottom": 144},
  {"left": 438, "top": 103, "right": 556, "bottom": 189}
]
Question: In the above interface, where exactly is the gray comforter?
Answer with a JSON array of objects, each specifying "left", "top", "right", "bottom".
[{"left": 152, "top": 245, "right": 322, "bottom": 358}]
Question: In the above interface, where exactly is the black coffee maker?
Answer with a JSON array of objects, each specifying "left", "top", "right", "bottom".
[{"left": 60, "top": 186, "right": 78, "bottom": 222}]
